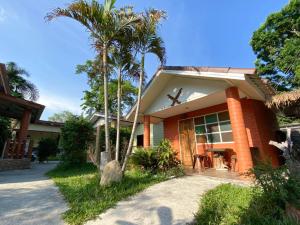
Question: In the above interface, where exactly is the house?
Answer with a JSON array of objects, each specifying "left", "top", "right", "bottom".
[
  {"left": 126, "top": 66, "right": 280, "bottom": 173},
  {"left": 0, "top": 63, "right": 62, "bottom": 170}
]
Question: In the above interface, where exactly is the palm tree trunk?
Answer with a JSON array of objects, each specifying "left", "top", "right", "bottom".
[
  {"left": 102, "top": 46, "right": 111, "bottom": 162},
  {"left": 121, "top": 53, "right": 145, "bottom": 173},
  {"left": 115, "top": 67, "right": 122, "bottom": 161}
]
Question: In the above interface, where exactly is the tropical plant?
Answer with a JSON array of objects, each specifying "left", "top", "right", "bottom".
[
  {"left": 37, "top": 137, "right": 58, "bottom": 162},
  {"left": 48, "top": 110, "right": 74, "bottom": 123},
  {"left": 6, "top": 62, "right": 39, "bottom": 101},
  {"left": 60, "top": 116, "right": 94, "bottom": 165},
  {"left": 122, "top": 9, "right": 166, "bottom": 172},
  {"left": 250, "top": 0, "right": 300, "bottom": 91},
  {"left": 46, "top": 0, "right": 139, "bottom": 163},
  {"left": 111, "top": 35, "right": 139, "bottom": 161}
]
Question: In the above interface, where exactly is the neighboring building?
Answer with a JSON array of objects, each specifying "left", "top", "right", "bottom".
[
  {"left": 126, "top": 66, "right": 280, "bottom": 173},
  {"left": 0, "top": 62, "right": 63, "bottom": 170},
  {"left": 90, "top": 112, "right": 132, "bottom": 129}
]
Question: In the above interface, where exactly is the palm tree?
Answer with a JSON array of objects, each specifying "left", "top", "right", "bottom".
[
  {"left": 46, "top": 0, "right": 139, "bottom": 162},
  {"left": 6, "top": 62, "right": 39, "bottom": 101},
  {"left": 122, "top": 9, "right": 166, "bottom": 172},
  {"left": 111, "top": 41, "right": 139, "bottom": 161}
]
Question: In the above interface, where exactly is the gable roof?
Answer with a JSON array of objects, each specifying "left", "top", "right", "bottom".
[{"left": 126, "top": 65, "right": 275, "bottom": 122}]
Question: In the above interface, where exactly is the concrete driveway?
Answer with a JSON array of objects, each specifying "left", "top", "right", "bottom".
[
  {"left": 85, "top": 175, "right": 250, "bottom": 225},
  {"left": 0, "top": 162, "right": 68, "bottom": 225}
]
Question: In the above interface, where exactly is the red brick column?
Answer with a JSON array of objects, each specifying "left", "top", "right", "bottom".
[
  {"left": 226, "top": 87, "right": 253, "bottom": 172},
  {"left": 143, "top": 115, "right": 150, "bottom": 148},
  {"left": 16, "top": 109, "right": 31, "bottom": 158}
]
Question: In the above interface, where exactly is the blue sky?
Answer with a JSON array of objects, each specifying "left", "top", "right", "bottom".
[{"left": 0, "top": 0, "right": 288, "bottom": 120}]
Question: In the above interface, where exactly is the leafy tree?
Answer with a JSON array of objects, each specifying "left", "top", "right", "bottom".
[
  {"left": 37, "top": 138, "right": 58, "bottom": 162},
  {"left": 122, "top": 9, "right": 166, "bottom": 172},
  {"left": 76, "top": 59, "right": 137, "bottom": 116},
  {"left": 48, "top": 110, "right": 74, "bottom": 123},
  {"left": 6, "top": 62, "right": 39, "bottom": 101},
  {"left": 47, "top": 0, "right": 139, "bottom": 161},
  {"left": 250, "top": 0, "right": 300, "bottom": 90},
  {"left": 61, "top": 116, "right": 94, "bottom": 165}
]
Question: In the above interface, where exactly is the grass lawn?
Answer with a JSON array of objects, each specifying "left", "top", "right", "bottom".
[{"left": 47, "top": 163, "right": 170, "bottom": 225}]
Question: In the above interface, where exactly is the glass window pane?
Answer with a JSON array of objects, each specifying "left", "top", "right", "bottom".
[
  {"left": 196, "top": 135, "right": 207, "bottom": 143},
  {"left": 195, "top": 125, "right": 206, "bottom": 134},
  {"left": 218, "top": 111, "right": 230, "bottom": 121},
  {"left": 207, "top": 133, "right": 221, "bottom": 143},
  {"left": 221, "top": 132, "right": 233, "bottom": 142},
  {"left": 206, "top": 123, "right": 219, "bottom": 133},
  {"left": 194, "top": 117, "right": 204, "bottom": 125},
  {"left": 205, "top": 114, "right": 217, "bottom": 123},
  {"left": 220, "top": 121, "right": 232, "bottom": 131}
]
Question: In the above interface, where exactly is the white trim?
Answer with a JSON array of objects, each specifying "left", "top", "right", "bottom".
[{"left": 162, "top": 70, "right": 246, "bottom": 81}]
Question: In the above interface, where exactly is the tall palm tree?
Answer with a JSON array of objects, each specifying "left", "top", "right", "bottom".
[
  {"left": 111, "top": 40, "right": 139, "bottom": 161},
  {"left": 122, "top": 9, "right": 166, "bottom": 172},
  {"left": 6, "top": 62, "right": 39, "bottom": 101},
  {"left": 46, "top": 0, "right": 139, "bottom": 162}
]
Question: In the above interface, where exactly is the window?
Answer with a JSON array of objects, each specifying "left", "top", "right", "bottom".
[{"left": 194, "top": 111, "right": 233, "bottom": 144}]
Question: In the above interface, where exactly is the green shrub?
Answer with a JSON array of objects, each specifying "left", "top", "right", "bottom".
[
  {"left": 61, "top": 116, "right": 94, "bottom": 165},
  {"left": 130, "top": 147, "right": 158, "bottom": 172},
  {"left": 37, "top": 138, "right": 58, "bottom": 162},
  {"left": 157, "top": 139, "right": 180, "bottom": 171},
  {"left": 195, "top": 184, "right": 298, "bottom": 225},
  {"left": 130, "top": 139, "right": 181, "bottom": 174},
  {"left": 251, "top": 162, "right": 300, "bottom": 209}
]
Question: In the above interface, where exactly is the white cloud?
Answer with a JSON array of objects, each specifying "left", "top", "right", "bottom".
[
  {"left": 37, "top": 92, "right": 82, "bottom": 115},
  {"left": 0, "top": 7, "right": 6, "bottom": 22}
]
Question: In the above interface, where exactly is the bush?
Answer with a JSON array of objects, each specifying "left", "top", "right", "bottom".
[
  {"left": 251, "top": 162, "right": 300, "bottom": 210},
  {"left": 37, "top": 138, "right": 58, "bottom": 162},
  {"left": 130, "top": 139, "right": 181, "bottom": 174},
  {"left": 61, "top": 116, "right": 94, "bottom": 165},
  {"left": 195, "top": 184, "right": 298, "bottom": 225}
]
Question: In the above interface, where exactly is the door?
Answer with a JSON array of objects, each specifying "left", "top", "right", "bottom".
[{"left": 179, "top": 118, "right": 196, "bottom": 166}]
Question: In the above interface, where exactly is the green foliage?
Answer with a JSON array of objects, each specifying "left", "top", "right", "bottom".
[
  {"left": 61, "top": 116, "right": 94, "bottom": 165},
  {"left": 195, "top": 184, "right": 255, "bottom": 225},
  {"left": 37, "top": 138, "right": 58, "bottom": 162},
  {"left": 76, "top": 59, "right": 138, "bottom": 115},
  {"left": 251, "top": 163, "right": 300, "bottom": 209},
  {"left": 195, "top": 183, "right": 298, "bottom": 225},
  {"left": 250, "top": 0, "right": 300, "bottom": 90},
  {"left": 48, "top": 110, "right": 74, "bottom": 123},
  {"left": 277, "top": 113, "right": 300, "bottom": 126},
  {"left": 0, "top": 116, "right": 11, "bottom": 155},
  {"left": 47, "top": 163, "right": 168, "bottom": 225},
  {"left": 130, "top": 139, "right": 181, "bottom": 174},
  {"left": 130, "top": 147, "right": 159, "bottom": 172},
  {"left": 157, "top": 139, "right": 180, "bottom": 170},
  {"left": 6, "top": 62, "right": 39, "bottom": 101}
]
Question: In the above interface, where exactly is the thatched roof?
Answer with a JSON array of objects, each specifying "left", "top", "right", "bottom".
[{"left": 266, "top": 89, "right": 300, "bottom": 117}]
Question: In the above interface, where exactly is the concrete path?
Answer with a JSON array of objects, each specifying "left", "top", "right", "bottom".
[
  {"left": 0, "top": 162, "right": 68, "bottom": 225},
  {"left": 85, "top": 175, "right": 250, "bottom": 225}
]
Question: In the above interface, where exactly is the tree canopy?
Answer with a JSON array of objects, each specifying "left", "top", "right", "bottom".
[
  {"left": 48, "top": 110, "right": 75, "bottom": 123},
  {"left": 76, "top": 59, "right": 137, "bottom": 116},
  {"left": 250, "top": 0, "right": 300, "bottom": 91},
  {"left": 6, "top": 62, "right": 39, "bottom": 101}
]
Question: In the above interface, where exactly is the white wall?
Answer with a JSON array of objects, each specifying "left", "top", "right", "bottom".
[
  {"left": 133, "top": 122, "right": 164, "bottom": 148},
  {"left": 145, "top": 77, "right": 228, "bottom": 115}
]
